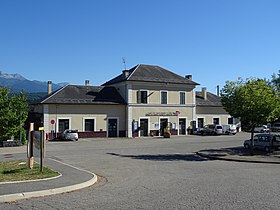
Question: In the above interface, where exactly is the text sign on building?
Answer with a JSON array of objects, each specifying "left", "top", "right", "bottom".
[{"left": 146, "top": 112, "right": 178, "bottom": 116}]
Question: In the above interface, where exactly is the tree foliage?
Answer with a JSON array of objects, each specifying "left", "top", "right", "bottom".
[
  {"left": 0, "top": 87, "right": 28, "bottom": 144},
  {"left": 221, "top": 78, "right": 280, "bottom": 140},
  {"left": 271, "top": 70, "right": 280, "bottom": 93}
]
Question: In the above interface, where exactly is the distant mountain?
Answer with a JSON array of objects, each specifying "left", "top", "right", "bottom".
[{"left": 0, "top": 71, "right": 67, "bottom": 93}]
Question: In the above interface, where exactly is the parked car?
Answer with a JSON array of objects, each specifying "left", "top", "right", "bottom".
[
  {"left": 243, "top": 133, "right": 280, "bottom": 152},
  {"left": 222, "top": 124, "right": 237, "bottom": 135},
  {"left": 198, "top": 124, "right": 223, "bottom": 135},
  {"left": 62, "top": 129, "right": 79, "bottom": 141},
  {"left": 254, "top": 125, "right": 270, "bottom": 133},
  {"left": 271, "top": 123, "right": 280, "bottom": 132}
]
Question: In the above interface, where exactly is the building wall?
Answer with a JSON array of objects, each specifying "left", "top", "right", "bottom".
[
  {"left": 196, "top": 106, "right": 232, "bottom": 126},
  {"left": 43, "top": 104, "right": 126, "bottom": 136}
]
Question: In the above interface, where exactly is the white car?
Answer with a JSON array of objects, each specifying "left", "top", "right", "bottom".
[
  {"left": 62, "top": 129, "right": 79, "bottom": 141},
  {"left": 222, "top": 124, "right": 237, "bottom": 135},
  {"left": 254, "top": 125, "right": 269, "bottom": 133}
]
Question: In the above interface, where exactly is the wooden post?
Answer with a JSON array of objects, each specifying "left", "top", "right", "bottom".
[{"left": 27, "top": 123, "right": 34, "bottom": 169}]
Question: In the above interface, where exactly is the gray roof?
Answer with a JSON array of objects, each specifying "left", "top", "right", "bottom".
[
  {"left": 41, "top": 85, "right": 126, "bottom": 105},
  {"left": 103, "top": 64, "right": 199, "bottom": 86},
  {"left": 196, "top": 91, "right": 222, "bottom": 107}
]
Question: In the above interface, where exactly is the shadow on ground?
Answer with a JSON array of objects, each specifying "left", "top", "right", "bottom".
[
  {"left": 107, "top": 152, "right": 210, "bottom": 161},
  {"left": 198, "top": 146, "right": 280, "bottom": 157}
]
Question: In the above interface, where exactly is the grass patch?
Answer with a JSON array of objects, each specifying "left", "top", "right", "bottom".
[{"left": 0, "top": 160, "right": 60, "bottom": 182}]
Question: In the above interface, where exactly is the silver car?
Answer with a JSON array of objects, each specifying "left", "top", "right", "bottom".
[
  {"left": 62, "top": 129, "right": 79, "bottom": 141},
  {"left": 243, "top": 134, "right": 280, "bottom": 152}
]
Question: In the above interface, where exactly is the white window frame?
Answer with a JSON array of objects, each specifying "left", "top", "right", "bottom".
[
  {"left": 137, "top": 89, "right": 149, "bottom": 104},
  {"left": 179, "top": 91, "right": 186, "bottom": 105},
  {"left": 139, "top": 117, "right": 150, "bottom": 136},
  {"left": 107, "top": 117, "right": 119, "bottom": 137},
  {"left": 57, "top": 117, "right": 72, "bottom": 132},
  {"left": 83, "top": 117, "right": 96, "bottom": 132},
  {"left": 197, "top": 117, "right": 205, "bottom": 128},
  {"left": 160, "top": 90, "right": 168, "bottom": 104},
  {"left": 212, "top": 117, "right": 221, "bottom": 125}
]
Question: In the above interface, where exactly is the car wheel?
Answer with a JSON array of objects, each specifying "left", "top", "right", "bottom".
[
  {"left": 264, "top": 147, "right": 270, "bottom": 153},
  {"left": 244, "top": 144, "right": 250, "bottom": 149}
]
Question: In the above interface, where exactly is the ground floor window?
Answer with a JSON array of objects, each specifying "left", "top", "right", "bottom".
[
  {"left": 179, "top": 118, "right": 186, "bottom": 135},
  {"left": 58, "top": 119, "right": 69, "bottom": 132},
  {"left": 213, "top": 118, "right": 220, "bottom": 125},
  {"left": 84, "top": 119, "right": 95, "bottom": 131},
  {"left": 228, "top": 117, "right": 234, "bottom": 124},
  {"left": 198, "top": 118, "right": 204, "bottom": 128}
]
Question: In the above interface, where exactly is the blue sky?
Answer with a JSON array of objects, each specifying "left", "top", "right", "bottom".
[{"left": 0, "top": 0, "right": 279, "bottom": 93}]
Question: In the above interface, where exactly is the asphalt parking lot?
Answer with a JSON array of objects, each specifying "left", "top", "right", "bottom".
[{"left": 1, "top": 132, "right": 280, "bottom": 210}]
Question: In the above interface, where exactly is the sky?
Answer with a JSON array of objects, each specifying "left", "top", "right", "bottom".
[{"left": 0, "top": 0, "right": 280, "bottom": 94}]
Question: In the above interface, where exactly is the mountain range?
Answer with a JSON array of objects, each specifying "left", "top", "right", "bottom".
[{"left": 0, "top": 71, "right": 67, "bottom": 93}]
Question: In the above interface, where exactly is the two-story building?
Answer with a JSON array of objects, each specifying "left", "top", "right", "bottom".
[
  {"left": 34, "top": 64, "right": 237, "bottom": 138},
  {"left": 103, "top": 64, "right": 199, "bottom": 137}
]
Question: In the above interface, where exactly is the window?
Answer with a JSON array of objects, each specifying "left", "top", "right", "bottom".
[
  {"left": 137, "top": 90, "right": 148, "bottom": 104},
  {"left": 58, "top": 119, "right": 69, "bottom": 132},
  {"left": 213, "top": 118, "right": 220, "bottom": 125},
  {"left": 228, "top": 117, "right": 233, "bottom": 124},
  {"left": 198, "top": 118, "right": 204, "bottom": 128},
  {"left": 161, "top": 91, "right": 167, "bottom": 104},
  {"left": 180, "top": 92, "right": 185, "bottom": 104},
  {"left": 85, "top": 119, "right": 95, "bottom": 131}
]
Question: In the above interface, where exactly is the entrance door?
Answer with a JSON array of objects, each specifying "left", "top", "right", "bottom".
[
  {"left": 140, "top": 119, "right": 149, "bottom": 136},
  {"left": 108, "top": 119, "right": 118, "bottom": 137},
  {"left": 179, "top": 118, "right": 186, "bottom": 135},
  {"left": 160, "top": 118, "right": 168, "bottom": 136}
]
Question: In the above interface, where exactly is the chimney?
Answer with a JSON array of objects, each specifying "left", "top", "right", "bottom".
[
  {"left": 47, "top": 81, "right": 52, "bottom": 95},
  {"left": 202, "top": 87, "right": 207, "bottom": 100},
  {"left": 122, "top": 70, "right": 130, "bottom": 79},
  {"left": 185, "top": 75, "right": 192, "bottom": 80},
  {"left": 216, "top": 85, "right": 220, "bottom": 96},
  {"left": 85, "top": 80, "right": 90, "bottom": 86}
]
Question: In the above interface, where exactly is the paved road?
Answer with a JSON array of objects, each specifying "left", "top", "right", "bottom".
[{"left": 1, "top": 132, "right": 280, "bottom": 209}]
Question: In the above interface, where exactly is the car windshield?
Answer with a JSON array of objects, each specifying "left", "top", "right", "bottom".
[{"left": 67, "top": 130, "right": 77, "bottom": 133}]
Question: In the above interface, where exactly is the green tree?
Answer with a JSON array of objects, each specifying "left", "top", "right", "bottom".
[
  {"left": 221, "top": 78, "right": 280, "bottom": 144},
  {"left": 271, "top": 70, "right": 280, "bottom": 93},
  {"left": 0, "top": 87, "right": 28, "bottom": 145}
]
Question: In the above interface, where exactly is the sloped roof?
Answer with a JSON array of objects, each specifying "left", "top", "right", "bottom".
[
  {"left": 41, "top": 85, "right": 126, "bottom": 105},
  {"left": 196, "top": 91, "right": 222, "bottom": 107},
  {"left": 103, "top": 64, "right": 199, "bottom": 86}
]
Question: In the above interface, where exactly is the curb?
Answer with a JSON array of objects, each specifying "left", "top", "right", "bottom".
[
  {"left": 196, "top": 152, "right": 280, "bottom": 164},
  {"left": 0, "top": 159, "right": 98, "bottom": 203}
]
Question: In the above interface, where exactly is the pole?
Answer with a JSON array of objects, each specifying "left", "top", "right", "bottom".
[
  {"left": 27, "top": 123, "right": 34, "bottom": 169},
  {"left": 40, "top": 130, "right": 44, "bottom": 172}
]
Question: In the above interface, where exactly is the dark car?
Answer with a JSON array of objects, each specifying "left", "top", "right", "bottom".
[{"left": 243, "top": 134, "right": 280, "bottom": 152}]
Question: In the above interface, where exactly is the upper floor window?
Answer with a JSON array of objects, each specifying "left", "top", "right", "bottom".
[
  {"left": 180, "top": 92, "right": 185, "bottom": 104},
  {"left": 161, "top": 91, "right": 167, "bottom": 104},
  {"left": 137, "top": 90, "right": 148, "bottom": 104}
]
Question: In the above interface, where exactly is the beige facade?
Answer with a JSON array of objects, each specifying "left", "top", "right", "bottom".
[
  {"left": 42, "top": 104, "right": 126, "bottom": 137},
  {"left": 108, "top": 81, "right": 197, "bottom": 137},
  {"left": 36, "top": 64, "right": 238, "bottom": 138}
]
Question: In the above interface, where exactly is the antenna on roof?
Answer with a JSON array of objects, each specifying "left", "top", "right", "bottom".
[{"left": 122, "top": 57, "right": 127, "bottom": 70}]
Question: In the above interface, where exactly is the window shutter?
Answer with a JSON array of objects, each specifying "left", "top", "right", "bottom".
[{"left": 137, "top": 91, "right": 141, "bottom": 103}]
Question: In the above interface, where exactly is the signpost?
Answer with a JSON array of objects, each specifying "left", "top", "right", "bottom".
[{"left": 27, "top": 123, "right": 45, "bottom": 171}]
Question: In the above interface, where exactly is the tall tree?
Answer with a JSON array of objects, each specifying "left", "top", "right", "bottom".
[
  {"left": 0, "top": 87, "right": 28, "bottom": 144},
  {"left": 221, "top": 78, "right": 280, "bottom": 143},
  {"left": 271, "top": 70, "right": 280, "bottom": 93}
]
